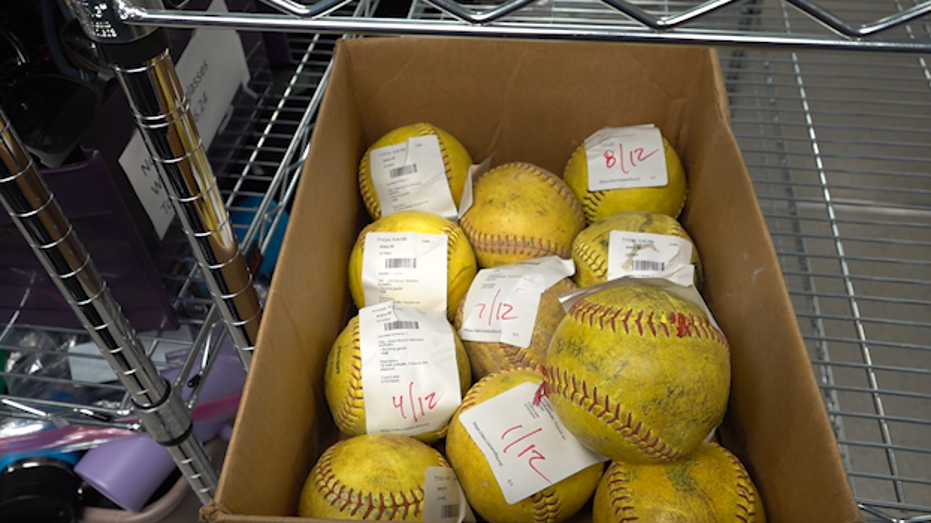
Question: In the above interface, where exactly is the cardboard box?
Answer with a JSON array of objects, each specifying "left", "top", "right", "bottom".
[{"left": 206, "top": 37, "right": 863, "bottom": 523}]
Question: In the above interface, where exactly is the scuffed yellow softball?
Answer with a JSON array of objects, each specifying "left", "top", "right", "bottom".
[
  {"left": 543, "top": 283, "right": 730, "bottom": 464},
  {"left": 592, "top": 441, "right": 766, "bottom": 523},
  {"left": 459, "top": 162, "right": 586, "bottom": 268},
  {"left": 563, "top": 134, "right": 687, "bottom": 222}
]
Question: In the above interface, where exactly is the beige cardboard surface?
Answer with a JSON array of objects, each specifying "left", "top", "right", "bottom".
[{"left": 210, "top": 37, "right": 863, "bottom": 523}]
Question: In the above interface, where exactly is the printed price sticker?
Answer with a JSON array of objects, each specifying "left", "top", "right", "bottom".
[
  {"left": 370, "top": 135, "right": 458, "bottom": 220},
  {"left": 585, "top": 125, "right": 668, "bottom": 191},
  {"left": 459, "top": 381, "right": 607, "bottom": 504},
  {"left": 360, "top": 231, "right": 448, "bottom": 315},
  {"left": 607, "top": 231, "right": 695, "bottom": 287},
  {"left": 458, "top": 257, "right": 574, "bottom": 348},
  {"left": 422, "top": 467, "right": 476, "bottom": 523},
  {"left": 118, "top": 0, "right": 250, "bottom": 239},
  {"left": 359, "top": 302, "right": 462, "bottom": 437}
]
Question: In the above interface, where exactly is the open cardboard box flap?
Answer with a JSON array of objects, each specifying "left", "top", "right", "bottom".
[{"left": 207, "top": 37, "right": 862, "bottom": 523}]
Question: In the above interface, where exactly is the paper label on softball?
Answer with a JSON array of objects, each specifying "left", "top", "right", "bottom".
[
  {"left": 459, "top": 381, "right": 607, "bottom": 504},
  {"left": 458, "top": 257, "right": 575, "bottom": 348},
  {"left": 361, "top": 232, "right": 448, "bottom": 315},
  {"left": 359, "top": 302, "right": 461, "bottom": 437},
  {"left": 607, "top": 231, "right": 695, "bottom": 287},
  {"left": 422, "top": 467, "right": 476, "bottom": 523},
  {"left": 370, "top": 135, "right": 458, "bottom": 220},
  {"left": 585, "top": 125, "right": 668, "bottom": 191},
  {"left": 457, "top": 156, "right": 491, "bottom": 220}
]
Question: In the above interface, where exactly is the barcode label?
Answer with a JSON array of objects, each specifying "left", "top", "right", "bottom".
[
  {"left": 389, "top": 164, "right": 418, "bottom": 178},
  {"left": 633, "top": 259, "right": 665, "bottom": 272},
  {"left": 440, "top": 504, "right": 459, "bottom": 519},
  {"left": 385, "top": 258, "right": 417, "bottom": 269},
  {"left": 384, "top": 320, "right": 420, "bottom": 331}
]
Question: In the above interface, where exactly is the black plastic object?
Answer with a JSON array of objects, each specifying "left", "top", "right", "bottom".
[
  {"left": 0, "top": 456, "right": 82, "bottom": 523},
  {"left": 1, "top": 73, "right": 101, "bottom": 168}
]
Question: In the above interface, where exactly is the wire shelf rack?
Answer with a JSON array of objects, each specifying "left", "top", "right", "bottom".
[
  {"left": 0, "top": 8, "right": 343, "bottom": 437},
  {"left": 0, "top": 0, "right": 927, "bottom": 521}
]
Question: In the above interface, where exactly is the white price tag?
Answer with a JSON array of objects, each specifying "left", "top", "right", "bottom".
[
  {"left": 422, "top": 467, "right": 476, "bottom": 523},
  {"left": 459, "top": 257, "right": 574, "bottom": 348},
  {"left": 607, "top": 231, "right": 695, "bottom": 287},
  {"left": 457, "top": 156, "right": 492, "bottom": 220},
  {"left": 585, "top": 126, "right": 668, "bottom": 191},
  {"left": 118, "top": 0, "right": 250, "bottom": 239},
  {"left": 360, "top": 232, "right": 448, "bottom": 315},
  {"left": 370, "top": 135, "right": 458, "bottom": 220},
  {"left": 459, "top": 381, "right": 607, "bottom": 504},
  {"left": 359, "top": 303, "right": 462, "bottom": 437}
]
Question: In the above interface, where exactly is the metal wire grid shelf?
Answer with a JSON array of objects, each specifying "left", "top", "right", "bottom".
[{"left": 0, "top": 10, "right": 344, "bottom": 436}]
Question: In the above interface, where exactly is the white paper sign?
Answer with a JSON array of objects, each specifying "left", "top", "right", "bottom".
[
  {"left": 458, "top": 257, "right": 574, "bottom": 348},
  {"left": 422, "top": 467, "right": 476, "bottom": 523},
  {"left": 360, "top": 232, "right": 448, "bottom": 315},
  {"left": 607, "top": 231, "right": 695, "bottom": 287},
  {"left": 359, "top": 303, "right": 461, "bottom": 437},
  {"left": 370, "top": 135, "right": 458, "bottom": 220},
  {"left": 459, "top": 381, "right": 607, "bottom": 504},
  {"left": 585, "top": 125, "right": 668, "bottom": 191},
  {"left": 118, "top": 0, "right": 251, "bottom": 239}
]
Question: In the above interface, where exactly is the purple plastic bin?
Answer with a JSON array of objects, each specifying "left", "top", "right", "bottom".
[{"left": 0, "top": 148, "right": 179, "bottom": 331}]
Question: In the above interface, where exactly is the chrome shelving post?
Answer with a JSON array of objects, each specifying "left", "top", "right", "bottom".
[
  {"left": 0, "top": 107, "right": 219, "bottom": 504},
  {"left": 67, "top": 0, "right": 263, "bottom": 370}
]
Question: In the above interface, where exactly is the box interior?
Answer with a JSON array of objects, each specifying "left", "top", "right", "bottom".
[{"left": 209, "top": 37, "right": 862, "bottom": 523}]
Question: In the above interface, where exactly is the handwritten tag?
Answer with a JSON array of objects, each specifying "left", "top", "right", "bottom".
[
  {"left": 458, "top": 257, "right": 574, "bottom": 348},
  {"left": 359, "top": 302, "right": 462, "bottom": 437},
  {"left": 459, "top": 381, "right": 607, "bottom": 504},
  {"left": 360, "top": 231, "right": 448, "bottom": 315},
  {"left": 585, "top": 125, "right": 668, "bottom": 191},
  {"left": 607, "top": 231, "right": 695, "bottom": 287},
  {"left": 422, "top": 467, "right": 476, "bottom": 523},
  {"left": 118, "top": 0, "right": 250, "bottom": 239},
  {"left": 370, "top": 135, "right": 458, "bottom": 220}
]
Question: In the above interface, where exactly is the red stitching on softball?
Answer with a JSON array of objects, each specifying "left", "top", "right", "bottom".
[
  {"left": 721, "top": 444, "right": 758, "bottom": 522},
  {"left": 529, "top": 488, "right": 563, "bottom": 523},
  {"left": 566, "top": 297, "right": 728, "bottom": 349},
  {"left": 572, "top": 240, "right": 608, "bottom": 279},
  {"left": 332, "top": 351, "right": 364, "bottom": 431},
  {"left": 313, "top": 447, "right": 424, "bottom": 518},
  {"left": 543, "top": 365, "right": 687, "bottom": 462},
  {"left": 605, "top": 467, "right": 638, "bottom": 522},
  {"left": 460, "top": 218, "right": 572, "bottom": 259}
]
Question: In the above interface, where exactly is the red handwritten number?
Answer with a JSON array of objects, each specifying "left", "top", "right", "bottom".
[
  {"left": 603, "top": 150, "right": 616, "bottom": 168},
  {"left": 392, "top": 382, "right": 442, "bottom": 422},
  {"left": 604, "top": 143, "right": 660, "bottom": 174},
  {"left": 500, "top": 425, "right": 551, "bottom": 483},
  {"left": 474, "top": 289, "right": 519, "bottom": 326}
]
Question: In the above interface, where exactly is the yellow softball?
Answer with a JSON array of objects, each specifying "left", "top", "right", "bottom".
[
  {"left": 324, "top": 314, "right": 472, "bottom": 443},
  {"left": 459, "top": 162, "right": 586, "bottom": 268},
  {"left": 571, "top": 210, "right": 702, "bottom": 287},
  {"left": 359, "top": 122, "right": 473, "bottom": 220},
  {"left": 543, "top": 283, "right": 730, "bottom": 464},
  {"left": 592, "top": 441, "right": 766, "bottom": 523},
  {"left": 563, "top": 134, "right": 687, "bottom": 223},
  {"left": 445, "top": 368, "right": 605, "bottom": 523},
  {"left": 348, "top": 210, "right": 478, "bottom": 321},
  {"left": 298, "top": 433, "right": 450, "bottom": 520},
  {"left": 453, "top": 277, "right": 577, "bottom": 380}
]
